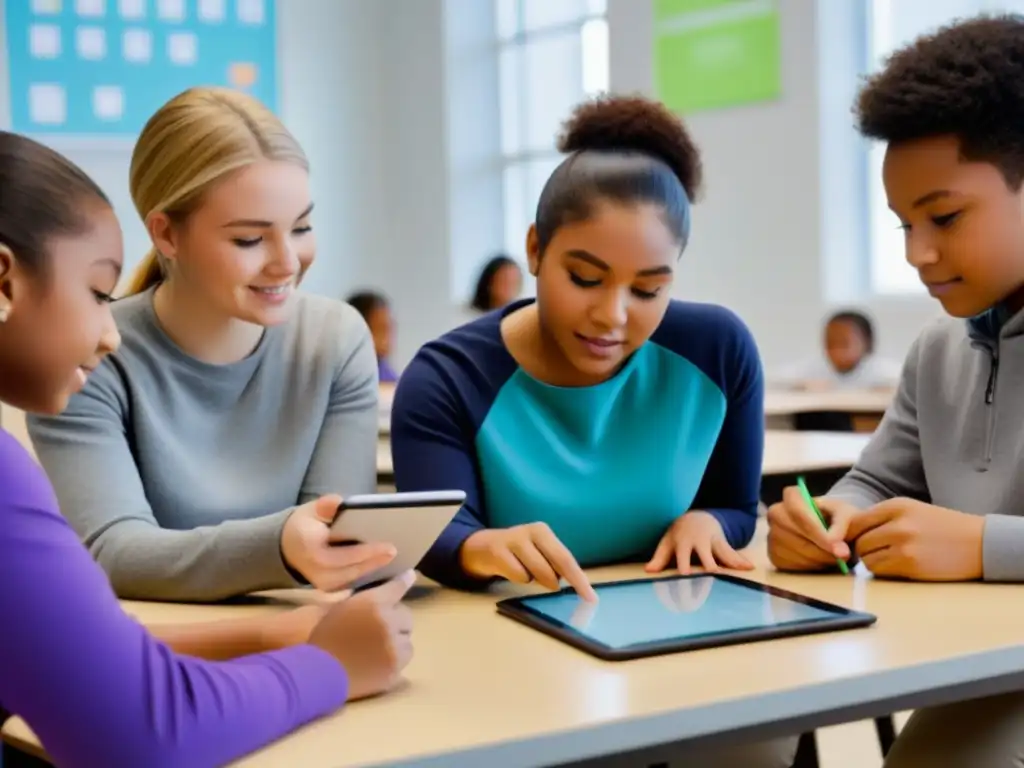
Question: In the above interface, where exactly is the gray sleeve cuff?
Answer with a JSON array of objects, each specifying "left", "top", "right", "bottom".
[{"left": 982, "top": 514, "right": 1024, "bottom": 582}]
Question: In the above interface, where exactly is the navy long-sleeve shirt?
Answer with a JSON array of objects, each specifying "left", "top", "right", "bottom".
[{"left": 392, "top": 299, "right": 765, "bottom": 589}]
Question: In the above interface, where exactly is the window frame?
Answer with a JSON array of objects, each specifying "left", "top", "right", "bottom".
[{"left": 496, "top": 1, "right": 608, "bottom": 259}]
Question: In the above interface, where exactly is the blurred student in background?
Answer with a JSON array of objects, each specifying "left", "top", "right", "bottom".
[
  {"left": 348, "top": 290, "right": 399, "bottom": 384},
  {"left": 469, "top": 254, "right": 523, "bottom": 313},
  {"left": 773, "top": 310, "right": 901, "bottom": 391}
]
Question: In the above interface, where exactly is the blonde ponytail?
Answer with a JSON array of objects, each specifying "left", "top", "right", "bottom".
[{"left": 123, "top": 248, "right": 164, "bottom": 296}]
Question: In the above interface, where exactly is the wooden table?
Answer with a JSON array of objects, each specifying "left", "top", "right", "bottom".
[
  {"left": 765, "top": 389, "right": 894, "bottom": 432},
  {"left": 8, "top": 525, "right": 1024, "bottom": 768},
  {"left": 761, "top": 431, "right": 870, "bottom": 476},
  {"left": 0, "top": 404, "right": 32, "bottom": 458}
]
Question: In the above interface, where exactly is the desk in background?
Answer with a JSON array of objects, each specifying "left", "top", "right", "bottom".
[
  {"left": 765, "top": 389, "right": 894, "bottom": 433},
  {"left": 6, "top": 524, "right": 1024, "bottom": 767}
]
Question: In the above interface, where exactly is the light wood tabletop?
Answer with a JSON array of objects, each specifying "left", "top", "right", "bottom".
[
  {"left": 7, "top": 525, "right": 1024, "bottom": 768},
  {"left": 761, "top": 430, "right": 870, "bottom": 476},
  {"left": 377, "top": 430, "right": 871, "bottom": 480},
  {"left": 0, "top": 404, "right": 32, "bottom": 459},
  {"left": 764, "top": 389, "right": 894, "bottom": 417}
]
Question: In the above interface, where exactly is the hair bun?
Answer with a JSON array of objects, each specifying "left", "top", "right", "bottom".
[{"left": 557, "top": 94, "right": 703, "bottom": 201}]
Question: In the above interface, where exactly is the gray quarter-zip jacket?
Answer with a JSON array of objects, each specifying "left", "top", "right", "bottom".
[{"left": 829, "top": 305, "right": 1024, "bottom": 581}]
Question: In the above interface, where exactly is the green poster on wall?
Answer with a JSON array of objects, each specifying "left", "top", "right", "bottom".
[{"left": 653, "top": 0, "right": 782, "bottom": 113}]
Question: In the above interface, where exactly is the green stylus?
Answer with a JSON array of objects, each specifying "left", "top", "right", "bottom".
[{"left": 796, "top": 476, "right": 850, "bottom": 575}]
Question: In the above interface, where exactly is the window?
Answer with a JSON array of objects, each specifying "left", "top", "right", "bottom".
[
  {"left": 866, "top": 0, "right": 1024, "bottom": 294},
  {"left": 496, "top": 0, "right": 609, "bottom": 260}
]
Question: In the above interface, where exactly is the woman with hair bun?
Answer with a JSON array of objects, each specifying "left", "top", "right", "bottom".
[
  {"left": 392, "top": 96, "right": 789, "bottom": 763},
  {"left": 395, "top": 94, "right": 766, "bottom": 587}
]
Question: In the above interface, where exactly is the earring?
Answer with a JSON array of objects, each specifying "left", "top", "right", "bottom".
[{"left": 0, "top": 305, "right": 8, "bottom": 323}]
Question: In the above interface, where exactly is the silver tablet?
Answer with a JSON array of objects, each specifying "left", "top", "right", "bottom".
[{"left": 328, "top": 490, "right": 466, "bottom": 589}]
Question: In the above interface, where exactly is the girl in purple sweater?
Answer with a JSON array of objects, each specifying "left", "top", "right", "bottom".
[{"left": 0, "top": 133, "right": 414, "bottom": 767}]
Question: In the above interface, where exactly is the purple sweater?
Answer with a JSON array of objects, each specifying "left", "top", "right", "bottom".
[{"left": 0, "top": 429, "right": 348, "bottom": 767}]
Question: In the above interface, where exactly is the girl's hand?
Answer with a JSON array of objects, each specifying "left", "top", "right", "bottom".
[
  {"left": 460, "top": 523, "right": 597, "bottom": 601},
  {"left": 645, "top": 511, "right": 754, "bottom": 574}
]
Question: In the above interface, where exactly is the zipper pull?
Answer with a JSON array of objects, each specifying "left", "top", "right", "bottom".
[{"left": 985, "top": 353, "right": 999, "bottom": 405}]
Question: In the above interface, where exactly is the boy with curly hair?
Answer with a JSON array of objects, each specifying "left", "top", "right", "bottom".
[{"left": 769, "top": 14, "right": 1024, "bottom": 764}]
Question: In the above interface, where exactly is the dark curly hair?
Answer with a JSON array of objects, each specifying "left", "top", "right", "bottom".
[
  {"left": 855, "top": 14, "right": 1024, "bottom": 188},
  {"left": 534, "top": 94, "right": 703, "bottom": 254}
]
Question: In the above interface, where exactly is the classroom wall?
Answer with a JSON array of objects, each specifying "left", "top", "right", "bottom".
[
  {"left": 608, "top": 0, "right": 942, "bottom": 367},
  {"left": 0, "top": 0, "right": 942, "bottom": 370}
]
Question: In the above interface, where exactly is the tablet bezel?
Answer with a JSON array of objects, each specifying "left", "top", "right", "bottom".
[{"left": 495, "top": 573, "right": 877, "bottom": 661}]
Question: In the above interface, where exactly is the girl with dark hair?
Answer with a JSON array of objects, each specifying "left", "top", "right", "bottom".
[
  {"left": 469, "top": 254, "right": 523, "bottom": 313},
  {"left": 392, "top": 94, "right": 793, "bottom": 766},
  {"left": 0, "top": 131, "right": 413, "bottom": 768},
  {"left": 773, "top": 309, "right": 901, "bottom": 391}
]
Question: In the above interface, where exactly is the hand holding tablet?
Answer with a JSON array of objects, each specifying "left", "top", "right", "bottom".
[
  {"left": 460, "top": 522, "right": 598, "bottom": 602},
  {"left": 282, "top": 495, "right": 399, "bottom": 592}
]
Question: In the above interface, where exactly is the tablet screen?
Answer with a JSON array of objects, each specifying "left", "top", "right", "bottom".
[{"left": 516, "top": 575, "right": 842, "bottom": 650}]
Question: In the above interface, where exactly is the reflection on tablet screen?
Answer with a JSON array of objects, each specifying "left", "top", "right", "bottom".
[{"left": 525, "top": 577, "right": 838, "bottom": 649}]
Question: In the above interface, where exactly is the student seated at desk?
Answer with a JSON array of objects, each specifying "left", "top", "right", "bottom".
[
  {"left": 0, "top": 131, "right": 413, "bottom": 768},
  {"left": 347, "top": 290, "right": 399, "bottom": 383},
  {"left": 393, "top": 95, "right": 795, "bottom": 768},
  {"left": 772, "top": 309, "right": 901, "bottom": 391},
  {"left": 768, "top": 16, "right": 1024, "bottom": 767},
  {"left": 27, "top": 88, "right": 391, "bottom": 603}
]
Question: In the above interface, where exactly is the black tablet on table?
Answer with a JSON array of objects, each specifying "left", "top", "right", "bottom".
[{"left": 496, "top": 573, "right": 876, "bottom": 661}]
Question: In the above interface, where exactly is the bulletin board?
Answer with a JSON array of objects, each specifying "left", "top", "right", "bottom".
[
  {"left": 653, "top": 0, "right": 781, "bottom": 114},
  {"left": 4, "top": 0, "right": 278, "bottom": 139}
]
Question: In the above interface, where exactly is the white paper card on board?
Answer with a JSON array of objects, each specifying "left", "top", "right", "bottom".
[
  {"left": 237, "top": 0, "right": 264, "bottom": 25},
  {"left": 122, "top": 28, "right": 151, "bottom": 62},
  {"left": 198, "top": 0, "right": 225, "bottom": 22},
  {"left": 74, "top": 0, "right": 105, "bottom": 17},
  {"left": 32, "top": 0, "right": 62, "bottom": 15},
  {"left": 29, "top": 25, "right": 61, "bottom": 59},
  {"left": 168, "top": 32, "right": 197, "bottom": 65},
  {"left": 157, "top": 0, "right": 185, "bottom": 21},
  {"left": 93, "top": 85, "right": 124, "bottom": 121},
  {"left": 29, "top": 84, "right": 66, "bottom": 125},
  {"left": 118, "top": 0, "right": 145, "bottom": 19},
  {"left": 76, "top": 26, "right": 106, "bottom": 60}
]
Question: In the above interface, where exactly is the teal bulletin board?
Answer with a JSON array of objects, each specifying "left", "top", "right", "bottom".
[
  {"left": 653, "top": 0, "right": 781, "bottom": 113},
  {"left": 4, "top": 0, "right": 278, "bottom": 139}
]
